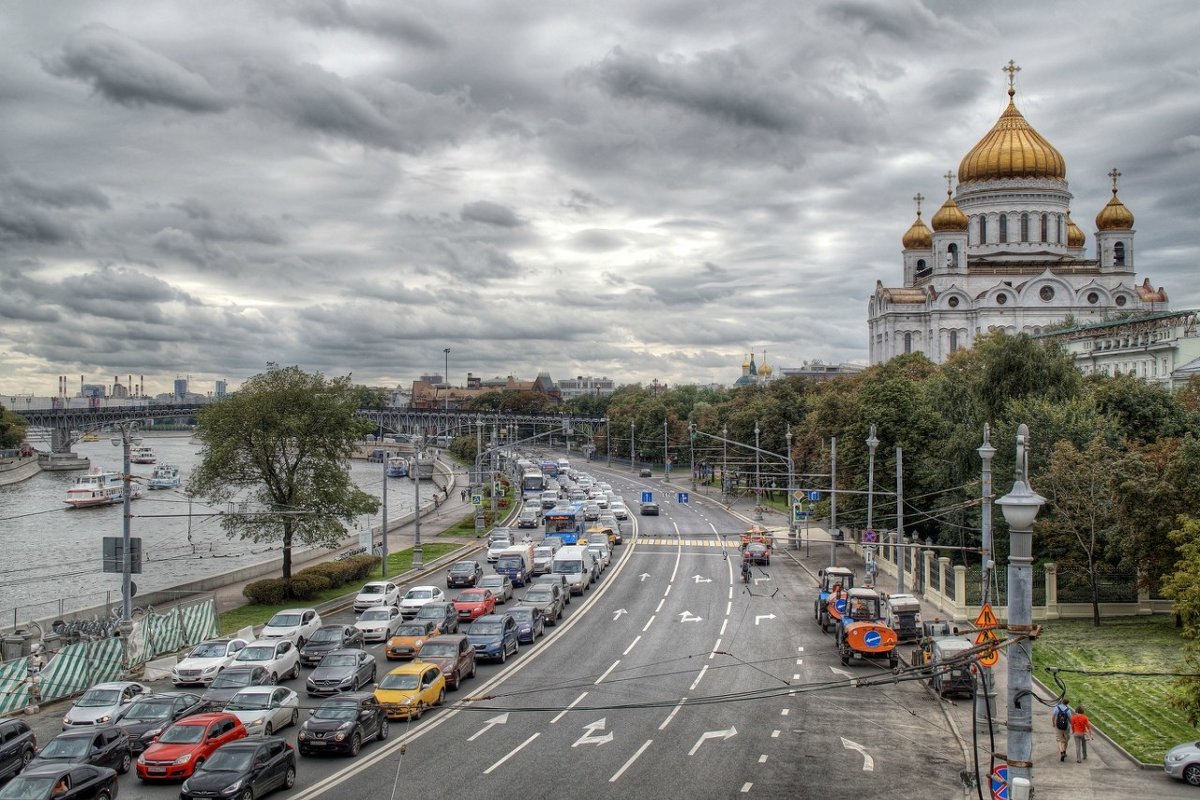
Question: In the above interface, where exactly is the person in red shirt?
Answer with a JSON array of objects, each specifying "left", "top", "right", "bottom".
[{"left": 1071, "top": 704, "right": 1093, "bottom": 762}]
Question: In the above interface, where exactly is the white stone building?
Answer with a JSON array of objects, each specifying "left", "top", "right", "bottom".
[
  {"left": 1035, "top": 309, "right": 1200, "bottom": 389},
  {"left": 867, "top": 63, "right": 1169, "bottom": 365}
]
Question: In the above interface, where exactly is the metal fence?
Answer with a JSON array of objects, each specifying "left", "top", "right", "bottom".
[{"left": 1057, "top": 568, "right": 1139, "bottom": 604}]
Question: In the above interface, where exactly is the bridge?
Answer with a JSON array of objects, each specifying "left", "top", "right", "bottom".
[{"left": 17, "top": 404, "right": 608, "bottom": 455}]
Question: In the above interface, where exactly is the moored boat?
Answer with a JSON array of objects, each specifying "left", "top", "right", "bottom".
[
  {"left": 64, "top": 467, "right": 143, "bottom": 508},
  {"left": 148, "top": 463, "right": 182, "bottom": 490},
  {"left": 129, "top": 445, "right": 156, "bottom": 464},
  {"left": 385, "top": 456, "right": 409, "bottom": 478}
]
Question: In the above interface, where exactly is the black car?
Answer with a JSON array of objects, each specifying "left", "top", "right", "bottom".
[
  {"left": 306, "top": 649, "right": 377, "bottom": 697},
  {"left": 180, "top": 737, "right": 295, "bottom": 800},
  {"left": 640, "top": 502, "right": 660, "bottom": 516},
  {"left": 200, "top": 665, "right": 273, "bottom": 711},
  {"left": 115, "top": 690, "right": 207, "bottom": 753},
  {"left": 446, "top": 560, "right": 483, "bottom": 588},
  {"left": 27, "top": 727, "right": 130, "bottom": 775},
  {"left": 414, "top": 601, "right": 459, "bottom": 634},
  {"left": 743, "top": 543, "right": 771, "bottom": 566},
  {"left": 0, "top": 719, "right": 36, "bottom": 782},
  {"left": 530, "top": 573, "right": 571, "bottom": 604},
  {"left": 297, "top": 693, "right": 388, "bottom": 757},
  {"left": 507, "top": 606, "right": 545, "bottom": 644},
  {"left": 300, "top": 625, "right": 365, "bottom": 667},
  {"left": 639, "top": 468, "right": 652, "bottom": 477},
  {"left": 521, "top": 584, "right": 565, "bottom": 626},
  {"left": 0, "top": 763, "right": 117, "bottom": 800}
]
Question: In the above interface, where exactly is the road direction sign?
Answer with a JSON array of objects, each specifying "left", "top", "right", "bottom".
[
  {"left": 976, "top": 603, "right": 998, "bottom": 628},
  {"left": 793, "top": 506, "right": 808, "bottom": 522},
  {"left": 677, "top": 491, "right": 689, "bottom": 504},
  {"left": 808, "top": 490, "right": 820, "bottom": 502},
  {"left": 990, "top": 764, "right": 1008, "bottom": 799},
  {"left": 641, "top": 491, "right": 653, "bottom": 503}
]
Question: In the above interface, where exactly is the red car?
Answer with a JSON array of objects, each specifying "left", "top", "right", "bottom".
[
  {"left": 136, "top": 712, "right": 246, "bottom": 781},
  {"left": 453, "top": 589, "right": 495, "bottom": 622}
]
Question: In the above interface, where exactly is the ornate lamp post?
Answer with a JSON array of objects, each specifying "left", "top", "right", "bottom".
[
  {"left": 110, "top": 421, "right": 141, "bottom": 624},
  {"left": 865, "top": 425, "right": 879, "bottom": 586}
]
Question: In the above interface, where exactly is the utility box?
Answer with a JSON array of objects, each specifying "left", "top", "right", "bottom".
[
  {"left": 102, "top": 537, "right": 143, "bottom": 574},
  {"left": 3, "top": 628, "right": 35, "bottom": 661}
]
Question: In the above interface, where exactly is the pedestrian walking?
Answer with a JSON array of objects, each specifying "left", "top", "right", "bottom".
[
  {"left": 1052, "top": 698, "right": 1073, "bottom": 761},
  {"left": 461, "top": 488, "right": 467, "bottom": 502},
  {"left": 1071, "top": 705, "right": 1093, "bottom": 762}
]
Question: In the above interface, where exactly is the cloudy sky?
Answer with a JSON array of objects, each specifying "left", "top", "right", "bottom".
[{"left": 1, "top": 0, "right": 1197, "bottom": 397}]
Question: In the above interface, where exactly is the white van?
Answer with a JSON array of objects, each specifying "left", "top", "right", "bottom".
[{"left": 552, "top": 546, "right": 596, "bottom": 595}]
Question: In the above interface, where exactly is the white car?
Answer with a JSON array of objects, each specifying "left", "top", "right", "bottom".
[
  {"left": 611, "top": 502, "right": 629, "bottom": 520},
  {"left": 354, "top": 581, "right": 400, "bottom": 613},
  {"left": 399, "top": 586, "right": 446, "bottom": 619},
  {"left": 260, "top": 607, "right": 322, "bottom": 646},
  {"left": 587, "top": 543, "right": 611, "bottom": 571},
  {"left": 171, "top": 638, "right": 249, "bottom": 686},
  {"left": 355, "top": 606, "right": 403, "bottom": 642},
  {"left": 223, "top": 686, "right": 300, "bottom": 737},
  {"left": 232, "top": 639, "right": 301, "bottom": 683},
  {"left": 62, "top": 681, "right": 151, "bottom": 728},
  {"left": 487, "top": 538, "right": 513, "bottom": 563}
]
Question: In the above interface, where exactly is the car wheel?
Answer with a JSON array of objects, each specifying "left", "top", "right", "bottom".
[
  {"left": 349, "top": 733, "right": 361, "bottom": 756},
  {"left": 412, "top": 702, "right": 424, "bottom": 721},
  {"left": 499, "top": 647, "right": 507, "bottom": 664},
  {"left": 289, "top": 662, "right": 300, "bottom": 680},
  {"left": 469, "top": 660, "right": 477, "bottom": 679},
  {"left": 264, "top": 722, "right": 274, "bottom": 736},
  {"left": 436, "top": 688, "right": 445, "bottom": 706},
  {"left": 239, "top": 788, "right": 254, "bottom": 800},
  {"left": 270, "top": 671, "right": 279, "bottom": 684},
  {"left": 378, "top": 718, "right": 389, "bottom": 741},
  {"left": 97, "top": 792, "right": 112, "bottom": 800},
  {"left": 290, "top": 708, "right": 299, "bottom": 727},
  {"left": 1186, "top": 764, "right": 1200, "bottom": 787},
  {"left": 20, "top": 748, "right": 33, "bottom": 769},
  {"left": 284, "top": 764, "right": 296, "bottom": 788},
  {"left": 118, "top": 752, "right": 131, "bottom": 774}
]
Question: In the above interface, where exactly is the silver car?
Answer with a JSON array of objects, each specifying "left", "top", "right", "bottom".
[
  {"left": 224, "top": 686, "right": 300, "bottom": 737},
  {"left": 62, "top": 681, "right": 151, "bottom": 729},
  {"left": 1164, "top": 740, "right": 1200, "bottom": 785}
]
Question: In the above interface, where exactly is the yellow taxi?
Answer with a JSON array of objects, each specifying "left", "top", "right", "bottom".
[
  {"left": 386, "top": 619, "right": 441, "bottom": 661},
  {"left": 374, "top": 660, "right": 446, "bottom": 720}
]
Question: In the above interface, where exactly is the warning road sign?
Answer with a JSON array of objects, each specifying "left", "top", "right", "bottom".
[
  {"left": 979, "top": 648, "right": 1000, "bottom": 668},
  {"left": 974, "top": 628, "right": 999, "bottom": 646},
  {"left": 975, "top": 603, "right": 998, "bottom": 628}
]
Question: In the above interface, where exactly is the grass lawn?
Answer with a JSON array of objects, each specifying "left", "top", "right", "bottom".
[
  {"left": 217, "top": 542, "right": 462, "bottom": 635},
  {"left": 1032, "top": 615, "right": 1196, "bottom": 763}
]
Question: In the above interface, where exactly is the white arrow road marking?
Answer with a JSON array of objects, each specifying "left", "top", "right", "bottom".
[
  {"left": 640, "top": 573, "right": 651, "bottom": 581},
  {"left": 688, "top": 725, "right": 737, "bottom": 756},
  {"left": 573, "top": 718, "right": 614, "bottom": 747},
  {"left": 840, "top": 737, "right": 874, "bottom": 771},
  {"left": 678, "top": 611, "right": 703, "bottom": 623},
  {"left": 753, "top": 576, "right": 771, "bottom": 584},
  {"left": 692, "top": 575, "right": 712, "bottom": 583},
  {"left": 754, "top": 613, "right": 777, "bottom": 625},
  {"left": 467, "top": 712, "right": 508, "bottom": 742},
  {"left": 830, "top": 666, "right": 854, "bottom": 679},
  {"left": 613, "top": 608, "right": 628, "bottom": 620}
]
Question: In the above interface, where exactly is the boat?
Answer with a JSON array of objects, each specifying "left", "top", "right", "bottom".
[
  {"left": 385, "top": 456, "right": 409, "bottom": 478},
  {"left": 148, "top": 463, "right": 182, "bottom": 490},
  {"left": 64, "top": 467, "right": 143, "bottom": 508},
  {"left": 129, "top": 445, "right": 156, "bottom": 464}
]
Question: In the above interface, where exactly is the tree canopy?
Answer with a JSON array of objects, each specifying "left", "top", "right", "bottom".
[{"left": 0, "top": 403, "right": 27, "bottom": 449}]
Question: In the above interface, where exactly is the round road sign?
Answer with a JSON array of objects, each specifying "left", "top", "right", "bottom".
[
  {"left": 864, "top": 630, "right": 882, "bottom": 648},
  {"left": 835, "top": 598, "right": 847, "bottom": 613},
  {"left": 990, "top": 764, "right": 1008, "bottom": 799}
]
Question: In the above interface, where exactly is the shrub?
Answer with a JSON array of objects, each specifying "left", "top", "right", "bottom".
[
  {"left": 298, "top": 562, "right": 351, "bottom": 587},
  {"left": 286, "top": 573, "right": 330, "bottom": 600},
  {"left": 243, "top": 579, "right": 288, "bottom": 605},
  {"left": 342, "top": 555, "right": 377, "bottom": 582}
]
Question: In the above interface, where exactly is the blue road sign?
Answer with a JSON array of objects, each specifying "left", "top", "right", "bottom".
[
  {"left": 990, "top": 764, "right": 1008, "bottom": 800},
  {"left": 641, "top": 491, "right": 653, "bottom": 504},
  {"left": 793, "top": 507, "right": 808, "bottom": 522},
  {"left": 471, "top": 494, "right": 483, "bottom": 506},
  {"left": 863, "top": 529, "right": 878, "bottom": 544},
  {"left": 808, "top": 490, "right": 820, "bottom": 502},
  {"left": 864, "top": 630, "right": 882, "bottom": 648},
  {"left": 835, "top": 598, "right": 847, "bottom": 613},
  {"left": 677, "top": 492, "right": 689, "bottom": 504}
]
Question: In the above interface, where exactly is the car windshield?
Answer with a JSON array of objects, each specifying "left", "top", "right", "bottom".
[
  {"left": 236, "top": 647, "right": 274, "bottom": 661},
  {"left": 226, "top": 692, "right": 271, "bottom": 711},
  {"left": 122, "top": 700, "right": 173, "bottom": 721},
  {"left": 159, "top": 724, "right": 205, "bottom": 744},
  {"left": 553, "top": 561, "right": 582, "bottom": 574},
  {"left": 199, "top": 749, "right": 253, "bottom": 773},
  {"left": 534, "top": 548, "right": 553, "bottom": 558},
  {"left": 360, "top": 610, "right": 391, "bottom": 621},
  {"left": 312, "top": 703, "right": 358, "bottom": 721},
  {"left": 479, "top": 577, "right": 502, "bottom": 586},
  {"left": 378, "top": 673, "right": 420, "bottom": 690},
  {"left": 320, "top": 654, "right": 357, "bottom": 667},
  {"left": 508, "top": 609, "right": 534, "bottom": 622},
  {"left": 470, "top": 622, "right": 502, "bottom": 635},
  {"left": 451, "top": 562, "right": 474, "bottom": 572},
  {"left": 361, "top": 585, "right": 385, "bottom": 595},
  {"left": 457, "top": 592, "right": 485, "bottom": 602},
  {"left": 211, "top": 671, "right": 257, "bottom": 689},
  {"left": 415, "top": 607, "right": 444, "bottom": 619},
  {"left": 394, "top": 625, "right": 427, "bottom": 637},
  {"left": 266, "top": 613, "right": 301, "bottom": 628},
  {"left": 76, "top": 688, "right": 121, "bottom": 707},
  {"left": 417, "top": 644, "right": 454, "bottom": 658},
  {"left": 406, "top": 590, "right": 432, "bottom": 600},
  {"left": 309, "top": 628, "right": 342, "bottom": 643},
  {"left": 190, "top": 643, "right": 228, "bottom": 658},
  {"left": 525, "top": 591, "right": 551, "bottom": 602},
  {"left": 0, "top": 776, "right": 54, "bottom": 797},
  {"left": 39, "top": 737, "right": 90, "bottom": 757}
]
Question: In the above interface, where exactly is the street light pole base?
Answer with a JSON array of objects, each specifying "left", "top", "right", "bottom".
[{"left": 412, "top": 545, "right": 424, "bottom": 571}]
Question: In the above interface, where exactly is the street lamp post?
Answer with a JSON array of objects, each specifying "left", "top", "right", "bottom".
[
  {"left": 605, "top": 418, "right": 611, "bottom": 469},
  {"left": 896, "top": 447, "right": 906, "bottom": 594},
  {"left": 865, "top": 425, "right": 879, "bottom": 586},
  {"left": 753, "top": 423, "right": 762, "bottom": 521},
  {"left": 786, "top": 426, "right": 795, "bottom": 547},
  {"left": 721, "top": 426, "right": 728, "bottom": 501},
  {"left": 412, "top": 445, "right": 424, "bottom": 570},
  {"left": 995, "top": 424, "right": 1044, "bottom": 799},
  {"left": 829, "top": 437, "right": 837, "bottom": 567},
  {"left": 630, "top": 422, "right": 636, "bottom": 474},
  {"left": 663, "top": 419, "right": 670, "bottom": 483},
  {"left": 380, "top": 417, "right": 388, "bottom": 578},
  {"left": 975, "top": 423, "right": 998, "bottom": 727},
  {"left": 111, "top": 421, "right": 141, "bottom": 624}
]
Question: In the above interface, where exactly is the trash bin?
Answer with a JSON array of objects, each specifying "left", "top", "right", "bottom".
[{"left": 3, "top": 628, "right": 34, "bottom": 661}]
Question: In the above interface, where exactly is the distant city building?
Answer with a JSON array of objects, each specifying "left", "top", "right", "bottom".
[
  {"left": 1035, "top": 309, "right": 1200, "bottom": 388},
  {"left": 214, "top": 380, "right": 227, "bottom": 398},
  {"left": 110, "top": 381, "right": 129, "bottom": 399},
  {"left": 733, "top": 352, "right": 773, "bottom": 387},
  {"left": 80, "top": 384, "right": 106, "bottom": 399},
  {"left": 419, "top": 373, "right": 444, "bottom": 387},
  {"left": 558, "top": 376, "right": 616, "bottom": 399},
  {"left": 410, "top": 374, "right": 561, "bottom": 410},
  {"left": 868, "top": 63, "right": 1170, "bottom": 365},
  {"left": 173, "top": 377, "right": 189, "bottom": 398},
  {"left": 778, "top": 361, "right": 866, "bottom": 381}
]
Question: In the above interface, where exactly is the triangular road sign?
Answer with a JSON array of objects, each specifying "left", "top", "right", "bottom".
[{"left": 975, "top": 603, "right": 998, "bottom": 628}]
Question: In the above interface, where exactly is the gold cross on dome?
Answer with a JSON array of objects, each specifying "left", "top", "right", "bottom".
[
  {"left": 913, "top": 192, "right": 925, "bottom": 215},
  {"left": 1108, "top": 167, "right": 1122, "bottom": 193},
  {"left": 1003, "top": 60, "right": 1021, "bottom": 91},
  {"left": 944, "top": 170, "right": 955, "bottom": 196}
]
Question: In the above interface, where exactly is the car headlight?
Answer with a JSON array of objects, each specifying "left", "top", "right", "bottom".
[
  {"left": 145, "top": 726, "right": 165, "bottom": 739},
  {"left": 137, "top": 754, "right": 147, "bottom": 765},
  {"left": 247, "top": 718, "right": 264, "bottom": 727},
  {"left": 297, "top": 729, "right": 308, "bottom": 741},
  {"left": 63, "top": 714, "right": 72, "bottom": 725},
  {"left": 202, "top": 665, "right": 219, "bottom": 675},
  {"left": 95, "top": 714, "right": 111, "bottom": 724},
  {"left": 1168, "top": 752, "right": 1187, "bottom": 762},
  {"left": 339, "top": 676, "right": 353, "bottom": 685},
  {"left": 220, "top": 779, "right": 244, "bottom": 795},
  {"left": 414, "top": 640, "right": 424, "bottom": 648},
  {"left": 173, "top": 753, "right": 193, "bottom": 765}
]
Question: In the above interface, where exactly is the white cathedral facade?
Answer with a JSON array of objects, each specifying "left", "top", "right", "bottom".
[{"left": 867, "top": 63, "right": 1169, "bottom": 365}]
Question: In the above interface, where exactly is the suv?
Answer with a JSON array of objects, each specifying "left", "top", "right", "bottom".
[
  {"left": 0, "top": 718, "right": 36, "bottom": 782},
  {"left": 413, "top": 634, "right": 477, "bottom": 690},
  {"left": 414, "top": 602, "right": 459, "bottom": 634},
  {"left": 260, "top": 608, "right": 322, "bottom": 647},
  {"left": 517, "top": 508, "right": 541, "bottom": 529},
  {"left": 446, "top": 560, "right": 483, "bottom": 588}
]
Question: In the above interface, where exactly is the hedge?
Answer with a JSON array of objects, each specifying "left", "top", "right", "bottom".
[
  {"left": 286, "top": 573, "right": 330, "bottom": 600},
  {"left": 243, "top": 578, "right": 288, "bottom": 605}
]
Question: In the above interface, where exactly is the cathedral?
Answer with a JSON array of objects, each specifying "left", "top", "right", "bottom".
[
  {"left": 733, "top": 352, "right": 773, "bottom": 387},
  {"left": 867, "top": 62, "right": 1169, "bottom": 365}
]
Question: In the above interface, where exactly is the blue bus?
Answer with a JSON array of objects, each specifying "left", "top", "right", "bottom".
[
  {"left": 540, "top": 459, "right": 559, "bottom": 479},
  {"left": 543, "top": 503, "right": 586, "bottom": 545}
]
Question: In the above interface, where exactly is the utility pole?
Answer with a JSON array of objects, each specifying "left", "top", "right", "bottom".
[
  {"left": 786, "top": 425, "right": 795, "bottom": 547},
  {"left": 630, "top": 422, "right": 636, "bottom": 474},
  {"left": 111, "top": 420, "right": 141, "bottom": 624},
  {"left": 380, "top": 416, "right": 388, "bottom": 577},
  {"left": 754, "top": 423, "right": 762, "bottom": 521},
  {"left": 975, "top": 424, "right": 999, "bottom": 727},
  {"left": 490, "top": 421, "right": 498, "bottom": 526},
  {"left": 606, "top": 418, "right": 611, "bottom": 468},
  {"left": 663, "top": 419, "right": 669, "bottom": 483},
  {"left": 896, "top": 447, "right": 906, "bottom": 595},
  {"left": 412, "top": 445, "right": 423, "bottom": 570},
  {"left": 690, "top": 421, "right": 697, "bottom": 492},
  {"left": 829, "top": 436, "right": 837, "bottom": 567},
  {"left": 865, "top": 425, "right": 879, "bottom": 587}
]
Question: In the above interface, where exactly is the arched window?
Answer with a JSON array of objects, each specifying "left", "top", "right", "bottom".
[
  {"left": 1020, "top": 213, "right": 1029, "bottom": 242},
  {"left": 904, "top": 332, "right": 912, "bottom": 354},
  {"left": 999, "top": 214, "right": 1008, "bottom": 243},
  {"left": 1041, "top": 214, "right": 1049, "bottom": 242},
  {"left": 977, "top": 216, "right": 986, "bottom": 244},
  {"left": 916, "top": 258, "right": 927, "bottom": 272},
  {"left": 1114, "top": 241, "right": 1126, "bottom": 266},
  {"left": 949, "top": 330, "right": 959, "bottom": 352},
  {"left": 947, "top": 243, "right": 959, "bottom": 269}
]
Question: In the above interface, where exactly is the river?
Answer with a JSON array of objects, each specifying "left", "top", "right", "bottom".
[{"left": 0, "top": 433, "right": 420, "bottom": 624}]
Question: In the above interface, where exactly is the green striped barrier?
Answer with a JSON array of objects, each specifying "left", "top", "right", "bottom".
[
  {"left": 179, "top": 601, "right": 217, "bottom": 645},
  {"left": 38, "top": 638, "right": 124, "bottom": 704},
  {"left": 0, "top": 657, "right": 33, "bottom": 716},
  {"left": 141, "top": 609, "right": 183, "bottom": 660}
]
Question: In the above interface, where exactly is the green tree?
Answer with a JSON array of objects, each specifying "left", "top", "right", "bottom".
[
  {"left": 1113, "top": 436, "right": 1200, "bottom": 587},
  {"left": 1086, "top": 373, "right": 1190, "bottom": 443},
  {"left": 189, "top": 365, "right": 380, "bottom": 579},
  {"left": 1159, "top": 515, "right": 1200, "bottom": 724},
  {"left": 0, "top": 403, "right": 28, "bottom": 449}
]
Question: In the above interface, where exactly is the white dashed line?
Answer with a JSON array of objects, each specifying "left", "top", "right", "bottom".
[
  {"left": 740, "top": 782, "right": 753, "bottom": 793},
  {"left": 623, "top": 636, "right": 641, "bottom": 656},
  {"left": 689, "top": 665, "right": 709, "bottom": 690},
  {"left": 771, "top": 730, "right": 780, "bottom": 738},
  {"left": 484, "top": 733, "right": 540, "bottom": 774},
  {"left": 780, "top": 708, "right": 790, "bottom": 716},
  {"left": 550, "top": 692, "right": 588, "bottom": 724},
  {"left": 610, "top": 739, "right": 654, "bottom": 782},
  {"left": 758, "top": 755, "right": 768, "bottom": 763},
  {"left": 655, "top": 598, "right": 665, "bottom": 613},
  {"left": 643, "top": 616, "right": 656, "bottom": 632},
  {"left": 664, "top": 585, "right": 671, "bottom": 597},
  {"left": 719, "top": 619, "right": 728, "bottom": 636},
  {"left": 726, "top": 601, "right": 732, "bottom": 616},
  {"left": 710, "top": 638, "right": 722, "bottom": 659},
  {"left": 793, "top": 674, "right": 801, "bottom": 680},
  {"left": 595, "top": 660, "right": 620, "bottom": 685},
  {"left": 659, "top": 697, "right": 687, "bottom": 730}
]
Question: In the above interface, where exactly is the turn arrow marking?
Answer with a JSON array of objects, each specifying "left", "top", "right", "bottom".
[
  {"left": 467, "top": 713, "right": 509, "bottom": 742},
  {"left": 692, "top": 575, "right": 712, "bottom": 584},
  {"left": 688, "top": 725, "right": 737, "bottom": 755},
  {"left": 754, "top": 614, "right": 776, "bottom": 625},
  {"left": 830, "top": 666, "right": 854, "bottom": 679},
  {"left": 840, "top": 737, "right": 874, "bottom": 771},
  {"left": 572, "top": 718, "right": 614, "bottom": 747},
  {"left": 613, "top": 609, "right": 627, "bottom": 621},
  {"left": 678, "top": 611, "right": 703, "bottom": 623},
  {"left": 639, "top": 573, "right": 651, "bottom": 581}
]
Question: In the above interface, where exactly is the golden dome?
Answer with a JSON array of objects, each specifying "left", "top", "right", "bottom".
[
  {"left": 742, "top": 354, "right": 750, "bottom": 369},
  {"left": 931, "top": 191, "right": 969, "bottom": 231},
  {"left": 902, "top": 214, "right": 932, "bottom": 249},
  {"left": 1066, "top": 215, "right": 1085, "bottom": 247},
  {"left": 1096, "top": 191, "right": 1134, "bottom": 231},
  {"left": 958, "top": 88, "right": 1066, "bottom": 184},
  {"left": 761, "top": 360, "right": 772, "bottom": 376}
]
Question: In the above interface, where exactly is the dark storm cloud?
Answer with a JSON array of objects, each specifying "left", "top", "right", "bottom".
[
  {"left": 0, "top": 207, "right": 79, "bottom": 245},
  {"left": 2, "top": 173, "right": 110, "bottom": 210},
  {"left": 823, "top": 0, "right": 960, "bottom": 41},
  {"left": 288, "top": 0, "right": 449, "bottom": 49},
  {"left": 43, "top": 24, "right": 228, "bottom": 113},
  {"left": 461, "top": 201, "right": 523, "bottom": 228},
  {"left": 174, "top": 199, "right": 285, "bottom": 245}
]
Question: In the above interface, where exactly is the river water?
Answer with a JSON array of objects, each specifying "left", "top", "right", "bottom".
[{"left": 0, "top": 433, "right": 420, "bottom": 623}]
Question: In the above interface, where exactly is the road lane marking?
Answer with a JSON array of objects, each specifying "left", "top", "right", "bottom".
[
  {"left": 467, "top": 713, "right": 509, "bottom": 742},
  {"left": 719, "top": 619, "right": 728, "bottom": 636},
  {"left": 596, "top": 659, "right": 620, "bottom": 685},
  {"left": 623, "top": 635, "right": 641, "bottom": 655},
  {"left": 771, "top": 730, "right": 780, "bottom": 738},
  {"left": 726, "top": 601, "right": 732, "bottom": 616},
  {"left": 796, "top": 659, "right": 802, "bottom": 664},
  {"left": 483, "top": 732, "right": 540, "bottom": 774},
  {"left": 728, "top": 587, "right": 733, "bottom": 600},
  {"left": 741, "top": 782, "right": 753, "bottom": 793},
  {"left": 709, "top": 638, "right": 721, "bottom": 659},
  {"left": 664, "top": 585, "right": 671, "bottom": 597},
  {"left": 689, "top": 664, "right": 709, "bottom": 690},
  {"left": 642, "top": 616, "right": 656, "bottom": 632},
  {"left": 655, "top": 598, "right": 665, "bottom": 613},
  {"left": 669, "top": 521, "right": 682, "bottom": 582},
  {"left": 610, "top": 738, "right": 654, "bottom": 783},
  {"left": 551, "top": 691, "right": 588, "bottom": 724},
  {"left": 793, "top": 674, "right": 800, "bottom": 680},
  {"left": 758, "top": 755, "right": 768, "bottom": 763},
  {"left": 659, "top": 697, "right": 687, "bottom": 730},
  {"left": 780, "top": 709, "right": 790, "bottom": 716}
]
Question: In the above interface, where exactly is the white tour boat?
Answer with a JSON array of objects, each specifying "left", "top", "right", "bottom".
[
  {"left": 129, "top": 445, "right": 157, "bottom": 464},
  {"left": 148, "top": 463, "right": 182, "bottom": 490},
  {"left": 64, "top": 467, "right": 143, "bottom": 508}
]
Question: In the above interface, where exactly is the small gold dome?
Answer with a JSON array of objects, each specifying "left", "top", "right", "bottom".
[
  {"left": 1096, "top": 191, "right": 1134, "bottom": 231},
  {"left": 742, "top": 354, "right": 750, "bottom": 369},
  {"left": 1066, "top": 215, "right": 1085, "bottom": 247},
  {"left": 931, "top": 191, "right": 969, "bottom": 232},
  {"left": 958, "top": 89, "right": 1066, "bottom": 184},
  {"left": 902, "top": 214, "right": 932, "bottom": 249},
  {"left": 761, "top": 360, "right": 772, "bottom": 376}
]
